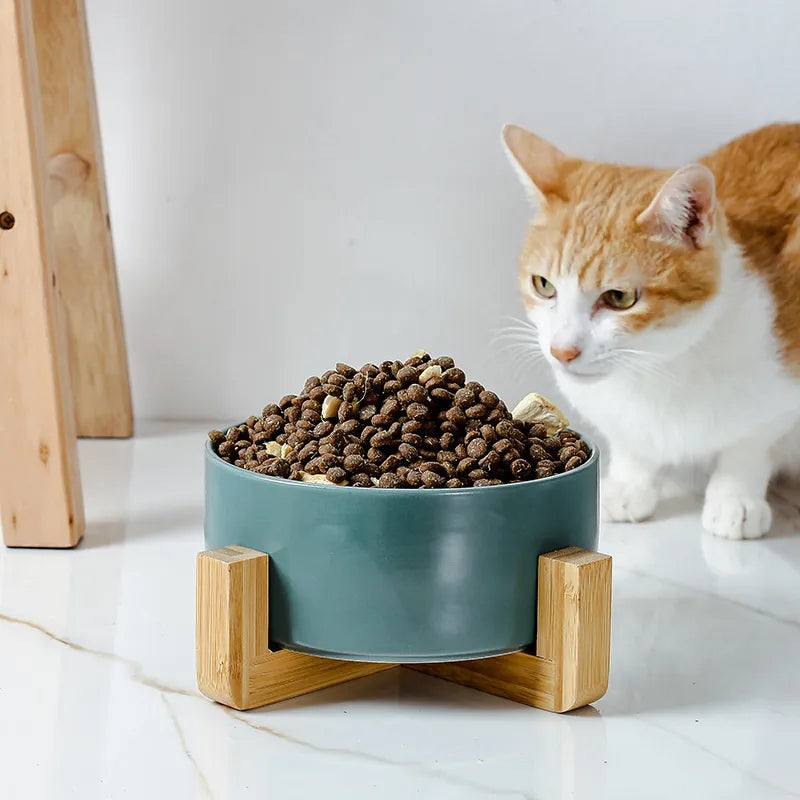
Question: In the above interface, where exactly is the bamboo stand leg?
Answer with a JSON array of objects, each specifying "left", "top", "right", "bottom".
[
  {"left": 409, "top": 547, "right": 612, "bottom": 712},
  {"left": 196, "top": 546, "right": 612, "bottom": 712},
  {"left": 196, "top": 547, "right": 394, "bottom": 710}
]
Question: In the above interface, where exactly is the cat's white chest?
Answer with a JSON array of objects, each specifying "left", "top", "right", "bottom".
[{"left": 567, "top": 360, "right": 799, "bottom": 464}]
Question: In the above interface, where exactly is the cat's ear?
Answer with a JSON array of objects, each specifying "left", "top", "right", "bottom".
[
  {"left": 502, "top": 124, "right": 568, "bottom": 209},
  {"left": 637, "top": 163, "right": 717, "bottom": 249}
]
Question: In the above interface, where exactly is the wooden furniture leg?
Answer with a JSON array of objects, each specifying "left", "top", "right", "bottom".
[
  {"left": 197, "top": 546, "right": 612, "bottom": 712},
  {"left": 32, "top": 0, "right": 133, "bottom": 438},
  {"left": 0, "top": 0, "right": 131, "bottom": 547},
  {"left": 0, "top": 0, "right": 84, "bottom": 547}
]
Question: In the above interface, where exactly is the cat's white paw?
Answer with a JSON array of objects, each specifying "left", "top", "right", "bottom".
[
  {"left": 701, "top": 492, "right": 772, "bottom": 539},
  {"left": 602, "top": 479, "right": 659, "bottom": 523}
]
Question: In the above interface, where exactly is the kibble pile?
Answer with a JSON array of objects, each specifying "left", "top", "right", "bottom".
[{"left": 209, "top": 353, "right": 590, "bottom": 489}]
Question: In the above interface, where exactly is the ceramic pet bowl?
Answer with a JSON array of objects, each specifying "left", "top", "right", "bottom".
[{"left": 204, "top": 438, "right": 598, "bottom": 663}]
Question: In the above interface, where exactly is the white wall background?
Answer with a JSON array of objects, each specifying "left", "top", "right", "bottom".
[{"left": 85, "top": 0, "right": 800, "bottom": 423}]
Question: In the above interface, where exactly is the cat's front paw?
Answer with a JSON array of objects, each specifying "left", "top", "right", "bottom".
[
  {"left": 701, "top": 491, "right": 772, "bottom": 540},
  {"left": 601, "top": 478, "right": 659, "bottom": 523}
]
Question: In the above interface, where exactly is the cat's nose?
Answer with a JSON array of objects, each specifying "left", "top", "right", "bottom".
[{"left": 550, "top": 345, "right": 581, "bottom": 363}]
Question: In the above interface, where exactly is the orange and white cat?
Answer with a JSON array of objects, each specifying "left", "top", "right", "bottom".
[{"left": 503, "top": 123, "right": 800, "bottom": 539}]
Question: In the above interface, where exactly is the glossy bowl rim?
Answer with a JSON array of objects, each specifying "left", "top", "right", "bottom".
[{"left": 205, "top": 430, "right": 598, "bottom": 497}]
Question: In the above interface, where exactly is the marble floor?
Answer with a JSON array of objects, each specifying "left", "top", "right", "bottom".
[{"left": 1, "top": 422, "right": 798, "bottom": 800}]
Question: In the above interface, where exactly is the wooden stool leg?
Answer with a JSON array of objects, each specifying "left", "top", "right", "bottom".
[
  {"left": 196, "top": 547, "right": 395, "bottom": 710},
  {"left": 408, "top": 548, "right": 612, "bottom": 712},
  {"left": 31, "top": 0, "right": 133, "bottom": 438},
  {"left": 0, "top": 0, "right": 84, "bottom": 547}
]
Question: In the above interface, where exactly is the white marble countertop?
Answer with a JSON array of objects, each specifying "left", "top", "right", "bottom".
[{"left": 1, "top": 423, "right": 798, "bottom": 800}]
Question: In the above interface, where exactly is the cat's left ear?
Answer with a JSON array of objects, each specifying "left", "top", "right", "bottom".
[{"left": 637, "top": 163, "right": 717, "bottom": 249}]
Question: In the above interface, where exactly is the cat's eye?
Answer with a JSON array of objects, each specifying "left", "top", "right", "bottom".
[
  {"left": 601, "top": 288, "right": 639, "bottom": 310},
  {"left": 531, "top": 275, "right": 556, "bottom": 299}
]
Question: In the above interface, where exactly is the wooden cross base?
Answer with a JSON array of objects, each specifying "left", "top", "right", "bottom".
[{"left": 196, "top": 546, "right": 612, "bottom": 713}]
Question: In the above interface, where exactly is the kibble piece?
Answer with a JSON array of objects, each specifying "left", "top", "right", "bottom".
[
  {"left": 396, "top": 365, "right": 420, "bottom": 386},
  {"left": 535, "top": 460, "right": 557, "bottom": 478},
  {"left": 381, "top": 396, "right": 401, "bottom": 418},
  {"left": 358, "top": 403, "right": 378, "bottom": 422},
  {"left": 377, "top": 472, "right": 400, "bottom": 488},
  {"left": 564, "top": 456, "right": 582, "bottom": 471},
  {"left": 343, "top": 454, "right": 365, "bottom": 473},
  {"left": 406, "top": 402, "right": 429, "bottom": 421},
  {"left": 401, "top": 419, "right": 423, "bottom": 435},
  {"left": 406, "top": 469, "right": 423, "bottom": 487},
  {"left": 466, "top": 438, "right": 489, "bottom": 459},
  {"left": 479, "top": 451, "right": 501, "bottom": 472},
  {"left": 342, "top": 383, "right": 358, "bottom": 402},
  {"left": 430, "top": 388, "right": 453, "bottom": 404},
  {"left": 442, "top": 367, "right": 466, "bottom": 386},
  {"left": 445, "top": 478, "right": 464, "bottom": 488},
  {"left": 339, "top": 418, "right": 360, "bottom": 435},
  {"left": 313, "top": 421, "right": 334, "bottom": 438},
  {"left": 454, "top": 387, "right": 476, "bottom": 408},
  {"left": 465, "top": 403, "right": 487, "bottom": 420},
  {"left": 475, "top": 390, "right": 496, "bottom": 409},
  {"left": 467, "top": 468, "right": 488, "bottom": 483},
  {"left": 381, "top": 455, "right": 402, "bottom": 472},
  {"left": 336, "top": 362, "right": 356, "bottom": 378},
  {"left": 309, "top": 386, "right": 327, "bottom": 402},
  {"left": 510, "top": 458, "right": 532, "bottom": 479},
  {"left": 369, "top": 430, "right": 392, "bottom": 449},
  {"left": 265, "top": 458, "right": 291, "bottom": 478},
  {"left": 371, "top": 413, "right": 393, "bottom": 428},
  {"left": 326, "top": 466, "right": 348, "bottom": 483},
  {"left": 398, "top": 442, "right": 419, "bottom": 461},
  {"left": 559, "top": 446, "right": 578, "bottom": 462},
  {"left": 384, "top": 379, "right": 402, "bottom": 394},
  {"left": 401, "top": 432, "right": 423, "bottom": 448},
  {"left": 446, "top": 406, "right": 467, "bottom": 427},
  {"left": 493, "top": 438, "right": 515, "bottom": 456},
  {"left": 360, "top": 425, "right": 378, "bottom": 443},
  {"left": 421, "top": 470, "right": 444, "bottom": 488},
  {"left": 405, "top": 384, "right": 427, "bottom": 404}
]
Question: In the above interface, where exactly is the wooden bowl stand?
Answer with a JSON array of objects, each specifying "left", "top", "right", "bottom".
[{"left": 197, "top": 545, "right": 611, "bottom": 713}]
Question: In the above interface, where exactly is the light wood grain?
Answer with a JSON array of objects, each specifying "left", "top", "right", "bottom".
[
  {"left": 197, "top": 546, "right": 610, "bottom": 712},
  {"left": 409, "top": 547, "right": 612, "bottom": 712},
  {"left": 31, "top": 0, "right": 132, "bottom": 438},
  {"left": 196, "top": 547, "right": 394, "bottom": 710},
  {"left": 0, "top": 0, "right": 84, "bottom": 547}
]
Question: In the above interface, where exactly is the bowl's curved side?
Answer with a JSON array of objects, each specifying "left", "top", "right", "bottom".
[{"left": 204, "top": 442, "right": 599, "bottom": 662}]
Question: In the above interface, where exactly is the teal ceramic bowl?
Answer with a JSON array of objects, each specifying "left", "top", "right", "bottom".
[{"left": 204, "top": 439, "right": 598, "bottom": 663}]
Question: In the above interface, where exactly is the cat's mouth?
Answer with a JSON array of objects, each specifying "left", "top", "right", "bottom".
[{"left": 551, "top": 362, "right": 610, "bottom": 382}]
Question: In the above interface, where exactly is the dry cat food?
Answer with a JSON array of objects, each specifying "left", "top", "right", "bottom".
[{"left": 208, "top": 353, "right": 590, "bottom": 488}]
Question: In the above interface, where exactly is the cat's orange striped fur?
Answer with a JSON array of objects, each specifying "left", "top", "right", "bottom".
[{"left": 504, "top": 122, "right": 800, "bottom": 539}]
